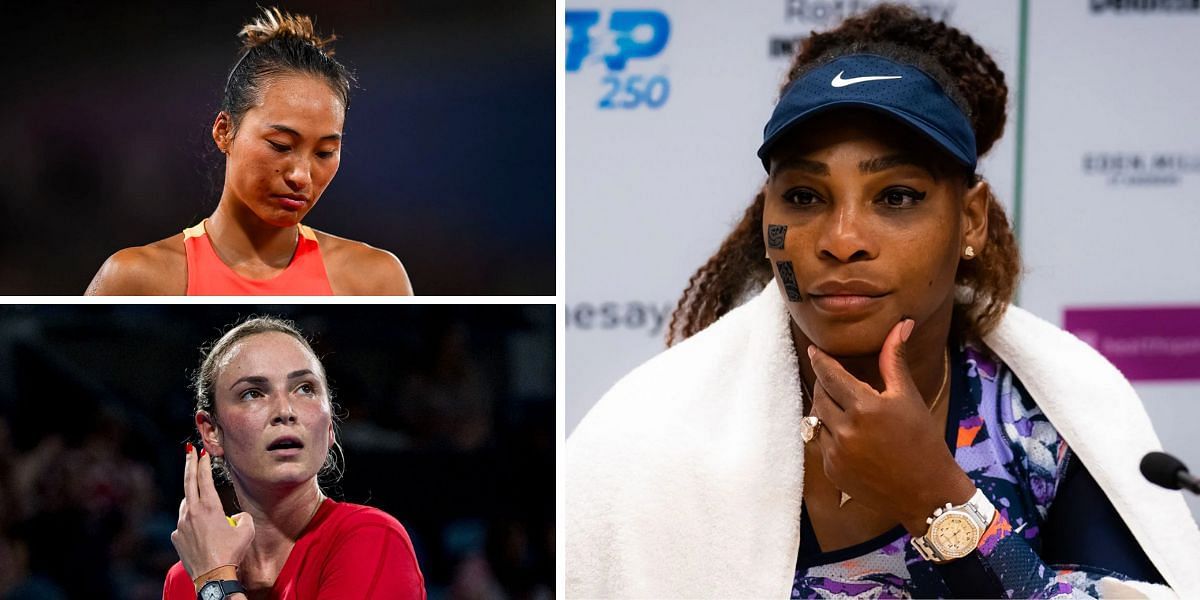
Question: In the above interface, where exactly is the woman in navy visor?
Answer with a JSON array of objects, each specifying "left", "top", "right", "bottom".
[{"left": 567, "top": 4, "right": 1198, "bottom": 598}]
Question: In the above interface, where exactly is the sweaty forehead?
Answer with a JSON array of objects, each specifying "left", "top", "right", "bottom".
[
  {"left": 216, "top": 332, "right": 322, "bottom": 384},
  {"left": 247, "top": 74, "right": 345, "bottom": 133}
]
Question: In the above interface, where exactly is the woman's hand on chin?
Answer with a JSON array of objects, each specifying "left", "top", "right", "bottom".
[
  {"left": 807, "top": 319, "right": 976, "bottom": 534},
  {"left": 171, "top": 443, "right": 256, "bottom": 579}
]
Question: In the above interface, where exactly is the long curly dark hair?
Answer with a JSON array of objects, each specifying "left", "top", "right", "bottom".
[{"left": 666, "top": 3, "right": 1020, "bottom": 347}]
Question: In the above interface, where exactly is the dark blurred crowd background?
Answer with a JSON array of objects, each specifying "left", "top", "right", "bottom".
[
  {"left": 0, "top": 0, "right": 552, "bottom": 295},
  {"left": 0, "top": 305, "right": 554, "bottom": 599}
]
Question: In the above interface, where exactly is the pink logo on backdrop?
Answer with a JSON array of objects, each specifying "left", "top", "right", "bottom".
[{"left": 1064, "top": 306, "right": 1200, "bottom": 381}]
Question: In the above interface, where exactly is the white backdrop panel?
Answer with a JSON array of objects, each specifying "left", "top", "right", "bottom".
[{"left": 1021, "top": 3, "right": 1200, "bottom": 519}]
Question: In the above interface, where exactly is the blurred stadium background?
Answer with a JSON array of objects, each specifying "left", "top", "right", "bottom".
[{"left": 0, "top": 304, "right": 554, "bottom": 599}]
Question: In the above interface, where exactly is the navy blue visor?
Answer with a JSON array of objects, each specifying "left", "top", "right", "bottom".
[{"left": 757, "top": 54, "right": 977, "bottom": 173}]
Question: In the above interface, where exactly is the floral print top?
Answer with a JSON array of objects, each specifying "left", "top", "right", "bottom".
[{"left": 792, "top": 344, "right": 1162, "bottom": 599}]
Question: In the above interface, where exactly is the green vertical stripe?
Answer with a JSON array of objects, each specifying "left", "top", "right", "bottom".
[{"left": 1012, "top": 0, "right": 1030, "bottom": 304}]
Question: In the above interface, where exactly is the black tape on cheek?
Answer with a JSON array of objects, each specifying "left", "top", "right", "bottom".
[
  {"left": 776, "top": 260, "right": 803, "bottom": 302},
  {"left": 767, "top": 224, "right": 787, "bottom": 249}
]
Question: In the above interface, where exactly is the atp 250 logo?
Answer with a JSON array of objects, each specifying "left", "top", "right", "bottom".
[{"left": 565, "top": 10, "right": 671, "bottom": 110}]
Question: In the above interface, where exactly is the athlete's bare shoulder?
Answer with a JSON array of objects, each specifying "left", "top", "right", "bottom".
[
  {"left": 313, "top": 229, "right": 413, "bottom": 296},
  {"left": 85, "top": 234, "right": 187, "bottom": 295}
]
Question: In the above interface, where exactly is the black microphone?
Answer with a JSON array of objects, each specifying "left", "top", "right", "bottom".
[{"left": 1140, "top": 451, "right": 1200, "bottom": 495}]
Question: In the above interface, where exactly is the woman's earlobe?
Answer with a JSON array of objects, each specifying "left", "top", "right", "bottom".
[
  {"left": 195, "top": 411, "right": 223, "bottom": 453},
  {"left": 212, "top": 112, "right": 234, "bottom": 154}
]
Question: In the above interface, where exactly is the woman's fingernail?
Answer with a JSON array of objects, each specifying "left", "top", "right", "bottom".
[
  {"left": 199, "top": 447, "right": 206, "bottom": 458},
  {"left": 185, "top": 442, "right": 193, "bottom": 454},
  {"left": 901, "top": 319, "right": 915, "bottom": 342},
  {"left": 807, "top": 345, "right": 816, "bottom": 359}
]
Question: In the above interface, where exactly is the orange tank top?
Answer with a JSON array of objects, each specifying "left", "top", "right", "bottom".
[{"left": 183, "top": 220, "right": 334, "bottom": 295}]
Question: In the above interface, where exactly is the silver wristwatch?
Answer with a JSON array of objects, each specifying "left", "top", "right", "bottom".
[
  {"left": 198, "top": 579, "right": 246, "bottom": 600},
  {"left": 910, "top": 487, "right": 996, "bottom": 563}
]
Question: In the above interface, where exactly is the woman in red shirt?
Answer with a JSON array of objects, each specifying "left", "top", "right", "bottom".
[
  {"left": 86, "top": 7, "right": 412, "bottom": 296},
  {"left": 163, "top": 316, "right": 425, "bottom": 599}
]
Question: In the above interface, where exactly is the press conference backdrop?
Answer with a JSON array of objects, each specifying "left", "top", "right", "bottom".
[{"left": 565, "top": 1, "right": 1200, "bottom": 519}]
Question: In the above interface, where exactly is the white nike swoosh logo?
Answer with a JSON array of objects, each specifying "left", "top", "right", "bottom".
[{"left": 831, "top": 71, "right": 903, "bottom": 87}]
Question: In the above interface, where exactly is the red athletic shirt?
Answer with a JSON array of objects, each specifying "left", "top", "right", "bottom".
[
  {"left": 183, "top": 220, "right": 335, "bottom": 296},
  {"left": 163, "top": 499, "right": 425, "bottom": 600}
]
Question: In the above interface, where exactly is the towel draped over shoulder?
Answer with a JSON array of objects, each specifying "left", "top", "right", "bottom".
[{"left": 566, "top": 285, "right": 1200, "bottom": 598}]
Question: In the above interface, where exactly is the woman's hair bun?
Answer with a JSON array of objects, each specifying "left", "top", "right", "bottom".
[{"left": 239, "top": 6, "right": 337, "bottom": 55}]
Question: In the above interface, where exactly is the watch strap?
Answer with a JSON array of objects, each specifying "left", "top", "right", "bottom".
[{"left": 198, "top": 579, "right": 246, "bottom": 599}]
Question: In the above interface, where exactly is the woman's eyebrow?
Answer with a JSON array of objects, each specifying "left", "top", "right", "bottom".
[
  {"left": 773, "top": 157, "right": 830, "bottom": 176},
  {"left": 267, "top": 124, "right": 342, "bottom": 141},
  {"left": 228, "top": 370, "right": 313, "bottom": 389},
  {"left": 230, "top": 375, "right": 269, "bottom": 389}
]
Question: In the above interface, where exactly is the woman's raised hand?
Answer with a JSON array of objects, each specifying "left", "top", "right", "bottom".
[
  {"left": 170, "top": 443, "right": 256, "bottom": 578},
  {"left": 807, "top": 319, "right": 976, "bottom": 533}
]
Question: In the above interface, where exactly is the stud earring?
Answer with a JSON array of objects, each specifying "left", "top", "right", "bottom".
[{"left": 964, "top": 246, "right": 976, "bottom": 259}]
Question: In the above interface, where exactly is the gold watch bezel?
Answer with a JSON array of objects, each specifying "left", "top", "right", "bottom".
[{"left": 927, "top": 509, "right": 985, "bottom": 559}]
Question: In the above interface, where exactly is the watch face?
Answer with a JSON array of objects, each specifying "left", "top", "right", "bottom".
[
  {"left": 200, "top": 582, "right": 224, "bottom": 600},
  {"left": 930, "top": 512, "right": 982, "bottom": 559}
]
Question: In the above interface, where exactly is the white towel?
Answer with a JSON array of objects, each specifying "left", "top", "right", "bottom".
[{"left": 567, "top": 284, "right": 1200, "bottom": 598}]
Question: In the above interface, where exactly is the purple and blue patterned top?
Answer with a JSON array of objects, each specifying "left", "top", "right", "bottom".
[{"left": 792, "top": 344, "right": 1164, "bottom": 599}]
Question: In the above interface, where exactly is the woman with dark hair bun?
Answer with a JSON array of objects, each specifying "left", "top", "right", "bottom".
[
  {"left": 87, "top": 7, "right": 412, "bottom": 296},
  {"left": 567, "top": 4, "right": 1199, "bottom": 597},
  {"left": 164, "top": 316, "right": 425, "bottom": 599}
]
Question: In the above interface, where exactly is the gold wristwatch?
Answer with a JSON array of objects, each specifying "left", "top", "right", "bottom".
[{"left": 910, "top": 487, "right": 996, "bottom": 563}]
